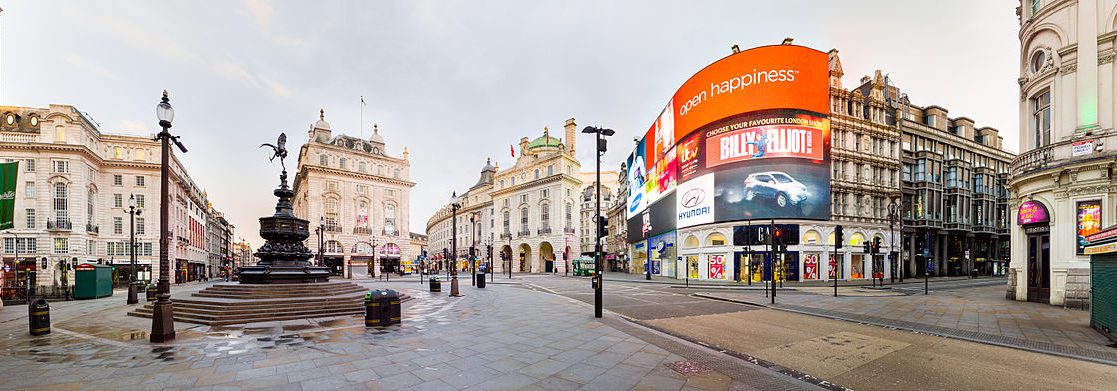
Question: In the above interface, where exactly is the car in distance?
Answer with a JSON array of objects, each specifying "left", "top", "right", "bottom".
[{"left": 743, "top": 172, "right": 808, "bottom": 208}]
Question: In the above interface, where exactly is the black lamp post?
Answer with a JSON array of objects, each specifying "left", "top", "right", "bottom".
[
  {"left": 485, "top": 233, "right": 494, "bottom": 283},
  {"left": 469, "top": 212, "right": 478, "bottom": 286},
  {"left": 450, "top": 192, "right": 462, "bottom": 297},
  {"left": 887, "top": 200, "right": 901, "bottom": 283},
  {"left": 582, "top": 125, "right": 614, "bottom": 319},
  {"left": 151, "top": 90, "right": 186, "bottom": 344},
  {"left": 127, "top": 194, "right": 143, "bottom": 304},
  {"left": 315, "top": 216, "right": 324, "bottom": 268}
]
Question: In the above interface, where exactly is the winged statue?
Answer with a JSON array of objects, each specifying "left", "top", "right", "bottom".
[{"left": 260, "top": 133, "right": 289, "bottom": 171}]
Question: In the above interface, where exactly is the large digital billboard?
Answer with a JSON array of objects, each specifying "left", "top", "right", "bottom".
[{"left": 626, "top": 44, "right": 830, "bottom": 234}]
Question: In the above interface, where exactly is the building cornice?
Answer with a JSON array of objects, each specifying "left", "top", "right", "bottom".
[{"left": 298, "top": 164, "right": 416, "bottom": 188}]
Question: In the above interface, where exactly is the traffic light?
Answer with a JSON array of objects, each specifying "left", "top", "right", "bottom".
[
  {"left": 863, "top": 242, "right": 871, "bottom": 254},
  {"left": 773, "top": 226, "right": 785, "bottom": 252},
  {"left": 872, "top": 237, "right": 882, "bottom": 254},
  {"left": 597, "top": 215, "right": 608, "bottom": 238},
  {"left": 835, "top": 225, "right": 844, "bottom": 249}
]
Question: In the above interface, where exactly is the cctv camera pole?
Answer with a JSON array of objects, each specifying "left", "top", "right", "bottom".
[
  {"left": 770, "top": 218, "right": 776, "bottom": 304},
  {"left": 583, "top": 125, "right": 613, "bottom": 319}
]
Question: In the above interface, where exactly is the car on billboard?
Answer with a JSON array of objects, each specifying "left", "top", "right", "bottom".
[{"left": 743, "top": 171, "right": 809, "bottom": 208}]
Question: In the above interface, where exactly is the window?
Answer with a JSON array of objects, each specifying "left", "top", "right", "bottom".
[
  {"left": 319, "top": 154, "right": 328, "bottom": 166},
  {"left": 393, "top": 168, "right": 400, "bottom": 178},
  {"left": 136, "top": 194, "right": 145, "bottom": 208},
  {"left": 521, "top": 194, "right": 528, "bottom": 203},
  {"left": 113, "top": 193, "right": 122, "bottom": 208},
  {"left": 339, "top": 158, "right": 347, "bottom": 169},
  {"left": 26, "top": 209, "right": 35, "bottom": 229},
  {"left": 325, "top": 198, "right": 339, "bottom": 229},
  {"left": 1032, "top": 90, "right": 1051, "bottom": 148},
  {"left": 359, "top": 162, "right": 367, "bottom": 172},
  {"left": 925, "top": 114, "right": 936, "bottom": 127},
  {"left": 566, "top": 203, "right": 573, "bottom": 227},
  {"left": 55, "top": 125, "right": 65, "bottom": 142},
  {"left": 24, "top": 159, "right": 34, "bottom": 172},
  {"left": 1030, "top": 0, "right": 1041, "bottom": 16},
  {"left": 113, "top": 175, "right": 123, "bottom": 186},
  {"left": 384, "top": 204, "right": 396, "bottom": 233},
  {"left": 137, "top": 217, "right": 145, "bottom": 236},
  {"left": 357, "top": 185, "right": 367, "bottom": 195},
  {"left": 86, "top": 189, "right": 94, "bottom": 226},
  {"left": 54, "top": 183, "right": 68, "bottom": 222},
  {"left": 4, "top": 237, "right": 37, "bottom": 253},
  {"left": 143, "top": 242, "right": 153, "bottom": 256},
  {"left": 53, "top": 160, "right": 69, "bottom": 173},
  {"left": 114, "top": 217, "right": 123, "bottom": 235},
  {"left": 520, "top": 207, "right": 529, "bottom": 233},
  {"left": 541, "top": 204, "right": 550, "bottom": 227},
  {"left": 24, "top": 181, "right": 34, "bottom": 198},
  {"left": 53, "top": 238, "right": 69, "bottom": 254},
  {"left": 136, "top": 176, "right": 145, "bottom": 187},
  {"left": 327, "top": 181, "right": 338, "bottom": 191},
  {"left": 541, "top": 189, "right": 549, "bottom": 198},
  {"left": 547, "top": 165, "right": 554, "bottom": 176},
  {"left": 534, "top": 169, "right": 540, "bottom": 179}
]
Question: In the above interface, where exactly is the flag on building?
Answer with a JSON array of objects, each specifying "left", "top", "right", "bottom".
[
  {"left": 0, "top": 161, "right": 18, "bottom": 230},
  {"left": 510, "top": 144, "right": 515, "bottom": 157}
]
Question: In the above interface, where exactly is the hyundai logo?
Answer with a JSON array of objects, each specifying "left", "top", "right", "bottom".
[{"left": 681, "top": 188, "right": 705, "bottom": 208}]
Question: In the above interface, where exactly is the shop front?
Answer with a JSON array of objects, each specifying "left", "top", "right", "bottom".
[
  {"left": 1, "top": 258, "right": 35, "bottom": 301},
  {"left": 1018, "top": 200, "right": 1051, "bottom": 303},
  {"left": 648, "top": 231, "right": 676, "bottom": 278},
  {"left": 323, "top": 256, "right": 344, "bottom": 276}
]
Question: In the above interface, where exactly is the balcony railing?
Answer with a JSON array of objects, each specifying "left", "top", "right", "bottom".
[
  {"left": 324, "top": 225, "right": 342, "bottom": 233},
  {"left": 47, "top": 219, "right": 72, "bottom": 231},
  {"left": 353, "top": 227, "right": 372, "bottom": 235},
  {"left": 500, "top": 232, "right": 512, "bottom": 240},
  {"left": 517, "top": 230, "right": 531, "bottom": 237},
  {"left": 564, "top": 227, "right": 575, "bottom": 234},
  {"left": 86, "top": 223, "right": 99, "bottom": 234},
  {"left": 1011, "top": 134, "right": 1116, "bottom": 176},
  {"left": 382, "top": 228, "right": 398, "bottom": 236},
  {"left": 537, "top": 227, "right": 552, "bottom": 235}
]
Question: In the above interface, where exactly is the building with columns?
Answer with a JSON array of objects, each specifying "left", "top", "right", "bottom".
[
  {"left": 578, "top": 170, "right": 618, "bottom": 260},
  {"left": 426, "top": 120, "right": 583, "bottom": 274},
  {"left": 292, "top": 110, "right": 415, "bottom": 278},
  {"left": 1009, "top": 0, "right": 1117, "bottom": 308},
  {"left": 0, "top": 104, "right": 223, "bottom": 299}
]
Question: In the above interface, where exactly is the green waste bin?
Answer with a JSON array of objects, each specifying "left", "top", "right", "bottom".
[{"left": 74, "top": 264, "right": 114, "bottom": 299}]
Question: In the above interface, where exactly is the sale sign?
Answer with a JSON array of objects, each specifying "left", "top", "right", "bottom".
[
  {"left": 804, "top": 254, "right": 819, "bottom": 280},
  {"left": 709, "top": 255, "right": 725, "bottom": 279}
]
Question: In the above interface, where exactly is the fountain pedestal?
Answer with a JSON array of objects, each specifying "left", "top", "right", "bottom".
[{"left": 238, "top": 171, "right": 331, "bottom": 284}]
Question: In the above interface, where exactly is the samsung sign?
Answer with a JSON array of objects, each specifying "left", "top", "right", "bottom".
[{"left": 676, "top": 174, "right": 714, "bottom": 228}]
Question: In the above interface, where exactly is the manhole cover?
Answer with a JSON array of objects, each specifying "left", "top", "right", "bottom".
[{"left": 665, "top": 360, "right": 711, "bottom": 376}]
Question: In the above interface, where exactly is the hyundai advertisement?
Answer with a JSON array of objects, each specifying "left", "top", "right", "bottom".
[{"left": 626, "top": 44, "right": 830, "bottom": 234}]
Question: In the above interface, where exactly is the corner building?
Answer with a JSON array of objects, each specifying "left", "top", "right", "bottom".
[
  {"left": 1008, "top": 0, "right": 1117, "bottom": 308},
  {"left": 426, "top": 120, "right": 583, "bottom": 274},
  {"left": 660, "top": 50, "right": 1013, "bottom": 283},
  {"left": 292, "top": 110, "right": 415, "bottom": 277}
]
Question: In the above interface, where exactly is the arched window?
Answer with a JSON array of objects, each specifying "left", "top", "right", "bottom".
[
  {"left": 384, "top": 204, "right": 396, "bottom": 234},
  {"left": 534, "top": 169, "right": 540, "bottom": 179},
  {"left": 53, "top": 183, "right": 69, "bottom": 223},
  {"left": 356, "top": 201, "right": 368, "bottom": 227},
  {"left": 520, "top": 207, "right": 529, "bottom": 233},
  {"left": 1031, "top": 90, "right": 1051, "bottom": 148},
  {"left": 86, "top": 189, "right": 94, "bottom": 226},
  {"left": 565, "top": 203, "right": 572, "bottom": 228},
  {"left": 319, "top": 154, "right": 328, "bottom": 166},
  {"left": 547, "top": 165, "right": 554, "bottom": 176},
  {"left": 502, "top": 210, "right": 510, "bottom": 234},
  {"left": 540, "top": 203, "right": 550, "bottom": 228},
  {"left": 325, "top": 198, "right": 339, "bottom": 229},
  {"left": 705, "top": 233, "right": 727, "bottom": 246}
]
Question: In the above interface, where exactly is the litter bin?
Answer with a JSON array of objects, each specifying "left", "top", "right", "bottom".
[
  {"left": 429, "top": 277, "right": 441, "bottom": 293},
  {"left": 385, "top": 289, "right": 401, "bottom": 325},
  {"left": 28, "top": 298, "right": 50, "bottom": 336},
  {"left": 365, "top": 290, "right": 387, "bottom": 327},
  {"left": 146, "top": 284, "right": 157, "bottom": 301},
  {"left": 476, "top": 272, "right": 486, "bottom": 289}
]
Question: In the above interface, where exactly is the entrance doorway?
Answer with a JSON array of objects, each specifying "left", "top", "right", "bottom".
[{"left": 1027, "top": 233, "right": 1051, "bottom": 303}]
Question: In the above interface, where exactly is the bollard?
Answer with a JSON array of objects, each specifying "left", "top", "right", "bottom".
[
  {"left": 28, "top": 299, "right": 51, "bottom": 336},
  {"left": 385, "top": 289, "right": 401, "bottom": 325}
]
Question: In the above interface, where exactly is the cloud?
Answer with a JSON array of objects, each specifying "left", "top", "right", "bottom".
[
  {"left": 244, "top": 0, "right": 274, "bottom": 30},
  {"left": 61, "top": 52, "right": 116, "bottom": 79},
  {"left": 258, "top": 74, "right": 292, "bottom": 98},
  {"left": 210, "top": 60, "right": 260, "bottom": 88}
]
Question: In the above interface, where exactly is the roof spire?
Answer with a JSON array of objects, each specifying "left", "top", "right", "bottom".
[
  {"left": 374, "top": 123, "right": 379, "bottom": 134},
  {"left": 319, "top": 108, "right": 325, "bottom": 120}
]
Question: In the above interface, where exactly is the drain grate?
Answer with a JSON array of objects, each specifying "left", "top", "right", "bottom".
[{"left": 666, "top": 359, "right": 712, "bottom": 376}]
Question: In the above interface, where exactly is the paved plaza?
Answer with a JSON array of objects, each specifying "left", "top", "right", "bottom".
[{"left": 0, "top": 278, "right": 821, "bottom": 391}]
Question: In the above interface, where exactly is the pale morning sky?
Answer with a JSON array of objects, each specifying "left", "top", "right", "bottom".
[{"left": 0, "top": 0, "right": 1020, "bottom": 248}]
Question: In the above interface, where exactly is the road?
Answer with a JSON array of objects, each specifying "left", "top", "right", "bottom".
[{"left": 516, "top": 274, "right": 1117, "bottom": 391}]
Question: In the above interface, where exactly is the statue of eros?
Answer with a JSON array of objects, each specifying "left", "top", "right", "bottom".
[{"left": 260, "top": 133, "right": 288, "bottom": 171}]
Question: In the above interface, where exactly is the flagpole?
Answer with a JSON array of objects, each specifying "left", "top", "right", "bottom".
[{"left": 360, "top": 96, "right": 365, "bottom": 139}]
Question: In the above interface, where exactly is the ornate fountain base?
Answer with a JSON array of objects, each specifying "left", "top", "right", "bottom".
[{"left": 237, "top": 264, "right": 332, "bottom": 284}]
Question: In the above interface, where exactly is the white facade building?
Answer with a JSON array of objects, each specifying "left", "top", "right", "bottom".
[
  {"left": 292, "top": 110, "right": 415, "bottom": 278},
  {"left": 0, "top": 104, "right": 222, "bottom": 298},
  {"left": 427, "top": 120, "right": 583, "bottom": 274},
  {"left": 1009, "top": 0, "right": 1117, "bottom": 308}
]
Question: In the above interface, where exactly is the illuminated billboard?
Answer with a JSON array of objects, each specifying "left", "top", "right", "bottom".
[{"left": 626, "top": 44, "right": 830, "bottom": 234}]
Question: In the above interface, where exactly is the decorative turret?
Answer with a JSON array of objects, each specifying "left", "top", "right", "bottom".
[
  {"left": 309, "top": 109, "right": 332, "bottom": 143},
  {"left": 564, "top": 118, "right": 577, "bottom": 156}
]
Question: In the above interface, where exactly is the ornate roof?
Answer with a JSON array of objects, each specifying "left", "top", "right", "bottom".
[
  {"left": 527, "top": 134, "right": 562, "bottom": 150},
  {"left": 313, "top": 109, "right": 331, "bottom": 131}
]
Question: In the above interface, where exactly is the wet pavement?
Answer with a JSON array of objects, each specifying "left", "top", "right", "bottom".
[{"left": 0, "top": 277, "right": 821, "bottom": 391}]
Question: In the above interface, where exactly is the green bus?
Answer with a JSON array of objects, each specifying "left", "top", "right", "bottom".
[{"left": 573, "top": 257, "right": 595, "bottom": 277}]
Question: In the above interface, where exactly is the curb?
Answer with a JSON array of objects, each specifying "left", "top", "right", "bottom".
[{"left": 692, "top": 293, "right": 1117, "bottom": 367}]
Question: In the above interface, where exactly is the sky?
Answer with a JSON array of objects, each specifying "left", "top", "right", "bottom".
[{"left": 0, "top": 0, "right": 1020, "bottom": 248}]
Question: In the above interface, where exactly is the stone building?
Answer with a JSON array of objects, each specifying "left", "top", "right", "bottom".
[
  {"left": 578, "top": 170, "right": 618, "bottom": 257},
  {"left": 292, "top": 110, "right": 415, "bottom": 278},
  {"left": 1008, "top": 0, "right": 1117, "bottom": 308},
  {"left": 427, "top": 120, "right": 583, "bottom": 274},
  {"left": 605, "top": 167, "right": 629, "bottom": 271},
  {"left": 0, "top": 104, "right": 222, "bottom": 297},
  {"left": 206, "top": 205, "right": 235, "bottom": 279}
]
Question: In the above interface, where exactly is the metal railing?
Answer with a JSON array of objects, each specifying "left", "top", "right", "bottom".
[
  {"left": 517, "top": 230, "right": 531, "bottom": 237},
  {"left": 500, "top": 233, "right": 512, "bottom": 240},
  {"left": 324, "top": 225, "right": 342, "bottom": 233},
  {"left": 1011, "top": 134, "right": 1115, "bottom": 175},
  {"left": 537, "top": 227, "right": 552, "bottom": 235},
  {"left": 353, "top": 227, "right": 372, "bottom": 235},
  {"left": 47, "top": 219, "right": 72, "bottom": 231},
  {"left": 86, "top": 223, "right": 99, "bottom": 234}
]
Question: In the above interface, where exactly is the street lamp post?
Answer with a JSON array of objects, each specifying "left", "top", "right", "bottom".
[
  {"left": 469, "top": 212, "right": 478, "bottom": 286},
  {"left": 151, "top": 90, "right": 186, "bottom": 343},
  {"left": 127, "top": 194, "right": 143, "bottom": 304},
  {"left": 450, "top": 192, "right": 462, "bottom": 297},
  {"left": 583, "top": 125, "right": 614, "bottom": 319},
  {"left": 315, "top": 217, "right": 325, "bottom": 268},
  {"left": 486, "top": 233, "right": 494, "bottom": 283}
]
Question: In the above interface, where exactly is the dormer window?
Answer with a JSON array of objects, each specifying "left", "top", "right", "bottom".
[{"left": 925, "top": 114, "right": 936, "bottom": 127}]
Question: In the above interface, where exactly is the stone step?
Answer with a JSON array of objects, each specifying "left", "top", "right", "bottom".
[
  {"left": 128, "top": 307, "right": 365, "bottom": 326},
  {"left": 130, "top": 301, "right": 363, "bottom": 320},
  {"left": 175, "top": 295, "right": 364, "bottom": 308},
  {"left": 192, "top": 290, "right": 366, "bottom": 299}
]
